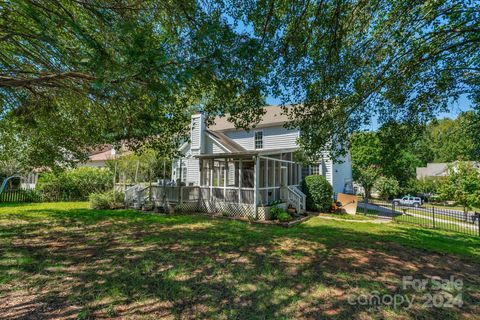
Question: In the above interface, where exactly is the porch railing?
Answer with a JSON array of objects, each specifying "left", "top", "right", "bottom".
[
  {"left": 200, "top": 187, "right": 254, "bottom": 204},
  {"left": 284, "top": 185, "right": 306, "bottom": 213}
]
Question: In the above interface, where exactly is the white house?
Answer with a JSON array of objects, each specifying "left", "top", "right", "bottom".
[{"left": 170, "top": 106, "right": 353, "bottom": 217}]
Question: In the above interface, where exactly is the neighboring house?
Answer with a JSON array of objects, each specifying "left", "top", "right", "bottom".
[
  {"left": 79, "top": 146, "right": 117, "bottom": 168},
  {"left": 416, "top": 161, "right": 480, "bottom": 179},
  {"left": 171, "top": 106, "right": 353, "bottom": 216}
]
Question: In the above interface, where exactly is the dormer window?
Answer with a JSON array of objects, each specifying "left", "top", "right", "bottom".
[{"left": 254, "top": 130, "right": 263, "bottom": 149}]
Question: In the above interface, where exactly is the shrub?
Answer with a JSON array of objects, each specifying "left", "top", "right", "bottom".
[
  {"left": 302, "top": 175, "right": 333, "bottom": 212},
  {"left": 269, "top": 205, "right": 282, "bottom": 220},
  {"left": 89, "top": 192, "right": 110, "bottom": 209},
  {"left": 277, "top": 211, "right": 292, "bottom": 222},
  {"left": 374, "top": 176, "right": 400, "bottom": 200},
  {"left": 89, "top": 190, "right": 124, "bottom": 209},
  {"left": 37, "top": 167, "right": 113, "bottom": 201}
]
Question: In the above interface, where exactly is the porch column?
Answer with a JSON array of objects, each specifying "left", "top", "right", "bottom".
[
  {"left": 238, "top": 158, "right": 242, "bottom": 203},
  {"left": 254, "top": 155, "right": 260, "bottom": 219},
  {"left": 223, "top": 159, "right": 227, "bottom": 199},
  {"left": 209, "top": 159, "right": 213, "bottom": 201}
]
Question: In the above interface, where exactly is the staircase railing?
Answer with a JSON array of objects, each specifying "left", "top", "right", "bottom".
[{"left": 285, "top": 185, "right": 306, "bottom": 213}]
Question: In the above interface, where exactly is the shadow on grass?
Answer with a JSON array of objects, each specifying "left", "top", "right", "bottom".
[{"left": 0, "top": 205, "right": 479, "bottom": 319}]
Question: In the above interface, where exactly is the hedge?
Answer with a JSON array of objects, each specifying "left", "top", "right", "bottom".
[{"left": 36, "top": 167, "right": 113, "bottom": 201}]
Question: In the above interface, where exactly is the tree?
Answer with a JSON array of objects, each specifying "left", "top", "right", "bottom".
[
  {"left": 109, "top": 148, "right": 170, "bottom": 184},
  {"left": 353, "top": 165, "right": 379, "bottom": 199},
  {"left": 2, "top": 1, "right": 480, "bottom": 164},
  {"left": 417, "top": 111, "right": 478, "bottom": 163},
  {"left": 405, "top": 177, "right": 440, "bottom": 201},
  {"left": 376, "top": 121, "right": 424, "bottom": 188},
  {"left": 350, "top": 132, "right": 381, "bottom": 198},
  {"left": 437, "top": 162, "right": 480, "bottom": 212},
  {"left": 374, "top": 176, "right": 400, "bottom": 201},
  {"left": 0, "top": 0, "right": 269, "bottom": 166},
  {"left": 239, "top": 0, "right": 480, "bottom": 159}
]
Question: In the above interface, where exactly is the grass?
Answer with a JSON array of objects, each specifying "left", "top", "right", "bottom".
[
  {"left": 0, "top": 202, "right": 479, "bottom": 319},
  {"left": 319, "top": 213, "right": 377, "bottom": 221}
]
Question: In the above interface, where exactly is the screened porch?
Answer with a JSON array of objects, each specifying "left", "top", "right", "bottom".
[{"left": 197, "top": 150, "right": 303, "bottom": 208}]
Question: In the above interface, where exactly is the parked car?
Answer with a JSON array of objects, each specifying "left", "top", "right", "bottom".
[{"left": 393, "top": 196, "right": 423, "bottom": 208}]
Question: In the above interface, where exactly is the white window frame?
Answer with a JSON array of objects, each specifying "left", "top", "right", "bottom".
[{"left": 254, "top": 130, "right": 264, "bottom": 150}]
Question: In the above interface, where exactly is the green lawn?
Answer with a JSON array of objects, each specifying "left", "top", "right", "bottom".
[{"left": 1, "top": 202, "right": 479, "bottom": 319}]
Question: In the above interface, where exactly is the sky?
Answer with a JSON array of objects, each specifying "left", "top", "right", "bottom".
[{"left": 266, "top": 94, "right": 474, "bottom": 131}]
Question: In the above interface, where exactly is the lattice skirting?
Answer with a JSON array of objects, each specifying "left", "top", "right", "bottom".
[
  {"left": 154, "top": 199, "right": 258, "bottom": 220},
  {"left": 200, "top": 200, "right": 256, "bottom": 219},
  {"left": 176, "top": 201, "right": 202, "bottom": 213}
]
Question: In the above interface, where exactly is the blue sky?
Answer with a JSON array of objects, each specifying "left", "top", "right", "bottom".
[{"left": 266, "top": 94, "right": 473, "bottom": 130}]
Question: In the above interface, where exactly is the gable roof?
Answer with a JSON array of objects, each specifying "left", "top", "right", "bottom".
[
  {"left": 206, "top": 130, "right": 246, "bottom": 153},
  {"left": 208, "top": 105, "right": 292, "bottom": 132}
]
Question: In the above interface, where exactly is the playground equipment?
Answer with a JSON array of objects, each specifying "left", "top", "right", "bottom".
[{"left": 0, "top": 175, "right": 23, "bottom": 195}]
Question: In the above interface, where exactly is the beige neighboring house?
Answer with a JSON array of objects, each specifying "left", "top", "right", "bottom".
[
  {"left": 79, "top": 146, "right": 117, "bottom": 168},
  {"left": 416, "top": 161, "right": 480, "bottom": 179}
]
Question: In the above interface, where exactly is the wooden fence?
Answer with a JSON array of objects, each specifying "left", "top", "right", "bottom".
[
  {"left": 0, "top": 189, "right": 86, "bottom": 203},
  {"left": 0, "top": 189, "right": 43, "bottom": 203}
]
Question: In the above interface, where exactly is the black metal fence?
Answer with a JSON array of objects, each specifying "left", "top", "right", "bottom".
[{"left": 359, "top": 198, "right": 480, "bottom": 236}]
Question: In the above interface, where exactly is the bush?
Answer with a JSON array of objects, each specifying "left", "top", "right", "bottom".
[
  {"left": 277, "top": 211, "right": 292, "bottom": 222},
  {"left": 374, "top": 176, "right": 400, "bottom": 200},
  {"left": 89, "top": 190, "right": 124, "bottom": 209},
  {"left": 302, "top": 175, "right": 333, "bottom": 212},
  {"left": 37, "top": 167, "right": 113, "bottom": 201},
  {"left": 269, "top": 205, "right": 282, "bottom": 220}
]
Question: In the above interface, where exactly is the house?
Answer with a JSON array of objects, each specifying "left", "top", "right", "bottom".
[
  {"left": 416, "top": 161, "right": 480, "bottom": 179},
  {"left": 170, "top": 106, "right": 353, "bottom": 218},
  {"left": 79, "top": 146, "right": 117, "bottom": 168}
]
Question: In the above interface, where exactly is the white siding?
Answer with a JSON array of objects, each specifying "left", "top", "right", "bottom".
[
  {"left": 322, "top": 158, "right": 333, "bottom": 186},
  {"left": 225, "top": 130, "right": 253, "bottom": 150},
  {"left": 226, "top": 126, "right": 299, "bottom": 151},
  {"left": 186, "top": 157, "right": 199, "bottom": 186},
  {"left": 191, "top": 117, "right": 201, "bottom": 149},
  {"left": 205, "top": 136, "right": 228, "bottom": 154},
  {"left": 264, "top": 127, "right": 299, "bottom": 150},
  {"left": 332, "top": 153, "right": 353, "bottom": 194}
]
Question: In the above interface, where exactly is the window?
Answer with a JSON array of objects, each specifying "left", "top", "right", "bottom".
[
  {"left": 311, "top": 164, "right": 320, "bottom": 175},
  {"left": 176, "top": 161, "right": 187, "bottom": 183},
  {"left": 254, "top": 131, "right": 263, "bottom": 149}
]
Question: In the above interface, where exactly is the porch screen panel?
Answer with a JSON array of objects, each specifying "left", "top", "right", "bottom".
[
  {"left": 241, "top": 189, "right": 254, "bottom": 204},
  {"left": 201, "top": 160, "right": 210, "bottom": 186},
  {"left": 213, "top": 160, "right": 225, "bottom": 187},
  {"left": 226, "top": 160, "right": 239, "bottom": 187},
  {"left": 241, "top": 160, "right": 254, "bottom": 188},
  {"left": 267, "top": 159, "right": 274, "bottom": 187},
  {"left": 275, "top": 161, "right": 281, "bottom": 187},
  {"left": 259, "top": 158, "right": 266, "bottom": 188},
  {"left": 259, "top": 189, "right": 267, "bottom": 205},
  {"left": 225, "top": 189, "right": 238, "bottom": 202}
]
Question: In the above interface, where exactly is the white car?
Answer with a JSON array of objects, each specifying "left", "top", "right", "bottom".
[{"left": 393, "top": 196, "right": 422, "bottom": 208}]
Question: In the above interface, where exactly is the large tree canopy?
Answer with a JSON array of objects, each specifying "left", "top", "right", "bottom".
[
  {"left": 241, "top": 0, "right": 480, "bottom": 159},
  {"left": 417, "top": 111, "right": 479, "bottom": 162},
  {"left": 0, "top": 0, "right": 269, "bottom": 167},
  {"left": 1, "top": 0, "right": 479, "bottom": 167}
]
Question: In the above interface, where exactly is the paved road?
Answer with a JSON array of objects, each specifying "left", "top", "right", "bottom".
[
  {"left": 397, "top": 204, "right": 478, "bottom": 223},
  {"left": 359, "top": 202, "right": 480, "bottom": 231},
  {"left": 360, "top": 201, "right": 479, "bottom": 223}
]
